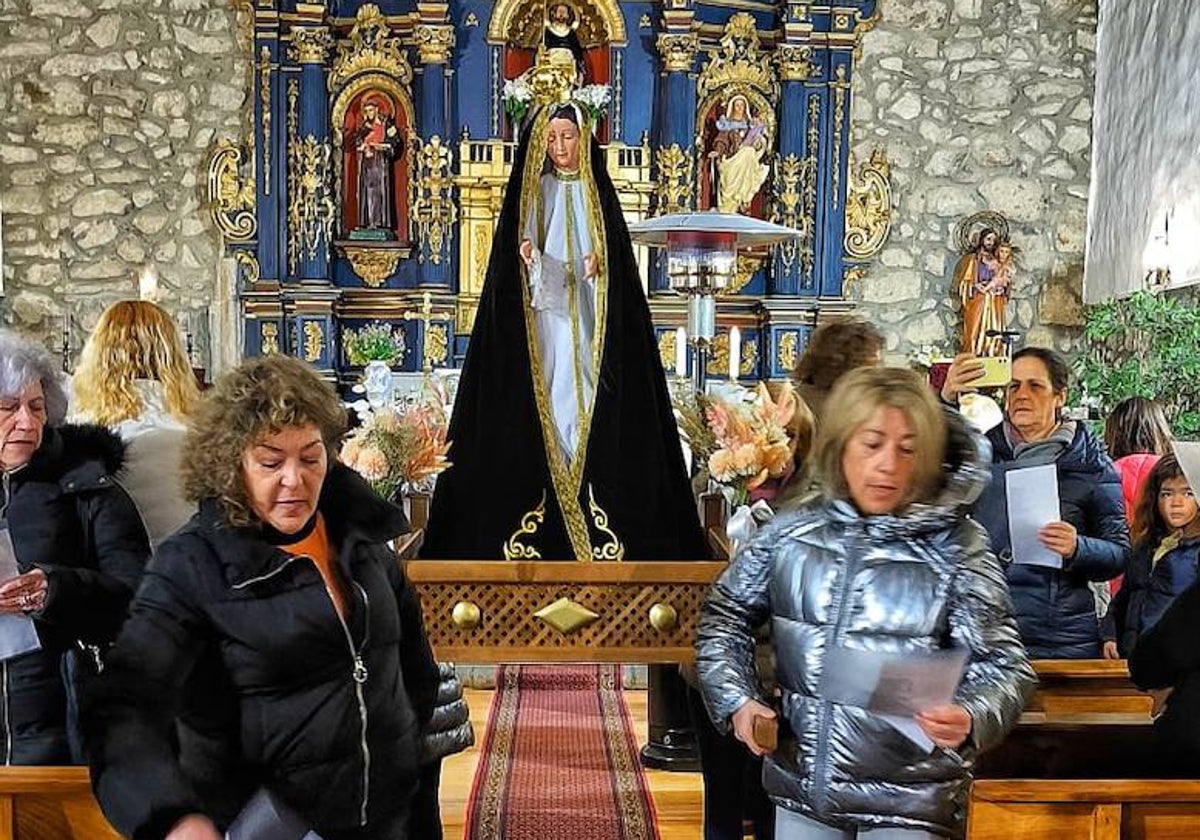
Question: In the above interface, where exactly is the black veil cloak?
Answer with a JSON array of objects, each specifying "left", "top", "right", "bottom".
[{"left": 422, "top": 107, "right": 707, "bottom": 561}]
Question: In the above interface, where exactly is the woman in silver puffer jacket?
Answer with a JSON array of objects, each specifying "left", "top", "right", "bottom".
[{"left": 696, "top": 367, "right": 1035, "bottom": 840}]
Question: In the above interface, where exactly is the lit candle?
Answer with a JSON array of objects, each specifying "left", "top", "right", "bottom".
[
  {"left": 728, "top": 326, "right": 741, "bottom": 380},
  {"left": 675, "top": 326, "right": 687, "bottom": 376}
]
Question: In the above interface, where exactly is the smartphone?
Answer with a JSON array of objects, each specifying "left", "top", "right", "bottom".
[{"left": 974, "top": 355, "right": 1012, "bottom": 388}]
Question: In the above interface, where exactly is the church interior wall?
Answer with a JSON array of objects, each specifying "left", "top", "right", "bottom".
[
  {"left": 0, "top": 0, "right": 248, "bottom": 366},
  {"left": 849, "top": 0, "right": 1097, "bottom": 361}
]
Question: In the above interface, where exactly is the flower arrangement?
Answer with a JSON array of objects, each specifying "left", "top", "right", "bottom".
[
  {"left": 343, "top": 322, "right": 406, "bottom": 367},
  {"left": 502, "top": 77, "right": 533, "bottom": 127},
  {"left": 341, "top": 400, "right": 451, "bottom": 501},
  {"left": 572, "top": 84, "right": 611, "bottom": 125},
  {"left": 674, "top": 381, "right": 800, "bottom": 506}
]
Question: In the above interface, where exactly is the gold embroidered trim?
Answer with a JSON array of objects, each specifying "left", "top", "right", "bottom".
[
  {"left": 517, "top": 108, "right": 610, "bottom": 561},
  {"left": 502, "top": 492, "right": 546, "bottom": 560},
  {"left": 588, "top": 485, "right": 625, "bottom": 562},
  {"left": 554, "top": 167, "right": 581, "bottom": 181}
]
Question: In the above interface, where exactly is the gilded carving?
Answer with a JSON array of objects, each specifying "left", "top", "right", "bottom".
[
  {"left": 343, "top": 246, "right": 402, "bottom": 287},
  {"left": 831, "top": 65, "right": 848, "bottom": 210},
  {"left": 289, "top": 27, "right": 331, "bottom": 64},
  {"left": 495, "top": 0, "right": 619, "bottom": 50},
  {"left": 697, "top": 13, "right": 776, "bottom": 100},
  {"left": 231, "top": 0, "right": 253, "bottom": 52},
  {"left": 472, "top": 226, "right": 490, "bottom": 288},
  {"left": 260, "top": 47, "right": 271, "bottom": 196},
  {"left": 771, "top": 153, "right": 811, "bottom": 269},
  {"left": 330, "top": 4, "right": 414, "bottom": 92},
  {"left": 639, "top": 14, "right": 652, "bottom": 29},
  {"left": 426, "top": 323, "right": 449, "bottom": 369},
  {"left": 206, "top": 140, "right": 256, "bottom": 242},
  {"left": 657, "top": 329, "right": 677, "bottom": 375},
  {"left": 843, "top": 265, "right": 868, "bottom": 297},
  {"left": 588, "top": 486, "right": 625, "bottom": 562},
  {"left": 844, "top": 149, "right": 893, "bottom": 261},
  {"left": 235, "top": 251, "right": 260, "bottom": 286},
  {"left": 411, "top": 136, "right": 457, "bottom": 266},
  {"left": 706, "top": 332, "right": 758, "bottom": 377},
  {"left": 414, "top": 24, "right": 455, "bottom": 65},
  {"left": 801, "top": 94, "right": 820, "bottom": 283},
  {"left": 727, "top": 252, "right": 764, "bottom": 295},
  {"left": 779, "top": 331, "right": 799, "bottom": 373},
  {"left": 654, "top": 144, "right": 694, "bottom": 215},
  {"left": 303, "top": 321, "right": 324, "bottom": 363},
  {"left": 657, "top": 32, "right": 699, "bottom": 73},
  {"left": 503, "top": 493, "right": 546, "bottom": 560},
  {"left": 774, "top": 44, "right": 817, "bottom": 82},
  {"left": 287, "top": 133, "right": 335, "bottom": 275},
  {"left": 261, "top": 322, "right": 280, "bottom": 355}
]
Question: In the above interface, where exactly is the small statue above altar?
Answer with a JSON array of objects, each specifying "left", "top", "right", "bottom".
[
  {"left": 705, "top": 94, "right": 771, "bottom": 214},
  {"left": 543, "top": 2, "right": 586, "bottom": 83},
  {"left": 953, "top": 212, "right": 1016, "bottom": 357},
  {"left": 352, "top": 96, "right": 401, "bottom": 240}
]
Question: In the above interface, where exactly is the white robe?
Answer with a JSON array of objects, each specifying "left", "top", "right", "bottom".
[{"left": 524, "top": 172, "right": 597, "bottom": 461}]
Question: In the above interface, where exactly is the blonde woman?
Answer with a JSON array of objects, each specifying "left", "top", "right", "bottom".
[
  {"left": 73, "top": 301, "right": 200, "bottom": 547},
  {"left": 697, "top": 367, "right": 1034, "bottom": 840}
]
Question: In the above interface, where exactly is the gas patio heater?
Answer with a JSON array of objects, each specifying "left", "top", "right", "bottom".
[{"left": 629, "top": 212, "right": 802, "bottom": 392}]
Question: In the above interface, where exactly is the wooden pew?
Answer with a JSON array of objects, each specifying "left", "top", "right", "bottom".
[
  {"left": 968, "top": 780, "right": 1200, "bottom": 839},
  {"left": 0, "top": 767, "right": 119, "bottom": 840}
]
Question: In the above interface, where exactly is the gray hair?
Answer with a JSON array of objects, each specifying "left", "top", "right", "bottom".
[{"left": 0, "top": 329, "right": 69, "bottom": 424}]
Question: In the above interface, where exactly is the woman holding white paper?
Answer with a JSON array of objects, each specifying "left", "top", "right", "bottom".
[
  {"left": 943, "top": 347, "right": 1130, "bottom": 659},
  {"left": 0, "top": 329, "right": 150, "bottom": 764},
  {"left": 697, "top": 367, "right": 1034, "bottom": 840}
]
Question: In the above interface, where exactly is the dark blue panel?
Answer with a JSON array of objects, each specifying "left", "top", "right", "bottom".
[
  {"left": 450, "top": 0, "right": 494, "bottom": 140},
  {"left": 621, "top": 3, "right": 657, "bottom": 146}
]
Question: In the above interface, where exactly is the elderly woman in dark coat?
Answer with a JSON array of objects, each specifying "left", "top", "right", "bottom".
[
  {"left": 942, "top": 347, "right": 1130, "bottom": 658},
  {"left": 0, "top": 329, "right": 150, "bottom": 764},
  {"left": 84, "top": 355, "right": 439, "bottom": 840},
  {"left": 697, "top": 367, "right": 1034, "bottom": 839}
]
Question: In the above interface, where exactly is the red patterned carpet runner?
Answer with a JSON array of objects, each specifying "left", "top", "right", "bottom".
[{"left": 464, "top": 665, "right": 660, "bottom": 840}]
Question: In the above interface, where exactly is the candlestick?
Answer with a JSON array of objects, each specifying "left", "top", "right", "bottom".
[
  {"left": 674, "top": 327, "right": 687, "bottom": 377},
  {"left": 728, "top": 326, "right": 741, "bottom": 381}
]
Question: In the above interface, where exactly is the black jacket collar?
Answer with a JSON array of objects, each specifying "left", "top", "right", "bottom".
[
  {"left": 197, "top": 463, "right": 410, "bottom": 588},
  {"left": 16, "top": 424, "right": 127, "bottom": 489}
]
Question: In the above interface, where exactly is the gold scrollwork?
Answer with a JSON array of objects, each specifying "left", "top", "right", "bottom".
[
  {"left": 707, "top": 332, "right": 759, "bottom": 377},
  {"left": 654, "top": 144, "right": 694, "bottom": 215},
  {"left": 206, "top": 140, "right": 256, "bottom": 242},
  {"left": 588, "top": 486, "right": 625, "bottom": 562},
  {"left": 831, "top": 65, "right": 849, "bottom": 210},
  {"left": 260, "top": 47, "right": 271, "bottom": 196},
  {"left": 844, "top": 148, "right": 893, "bottom": 262},
  {"left": 503, "top": 492, "right": 546, "bottom": 560},
  {"left": 698, "top": 13, "right": 777, "bottom": 100},
  {"left": 425, "top": 323, "right": 449, "bottom": 369},
  {"left": 289, "top": 26, "right": 331, "bottom": 64},
  {"left": 330, "top": 4, "right": 414, "bottom": 91},
  {"left": 411, "top": 136, "right": 457, "bottom": 266},
  {"left": 775, "top": 44, "right": 818, "bottom": 82},
  {"left": 656, "top": 32, "right": 699, "bottom": 73},
  {"left": 658, "top": 329, "right": 678, "bottom": 375},
  {"left": 771, "top": 154, "right": 811, "bottom": 269},
  {"left": 779, "top": 331, "right": 799, "bottom": 373},
  {"left": 303, "top": 321, "right": 324, "bottom": 363},
  {"left": 287, "top": 133, "right": 335, "bottom": 275},
  {"left": 414, "top": 24, "right": 455, "bottom": 65},
  {"left": 342, "top": 246, "right": 402, "bottom": 287},
  {"left": 472, "top": 226, "right": 490, "bottom": 288},
  {"left": 235, "top": 251, "right": 260, "bottom": 286},
  {"left": 843, "top": 265, "right": 868, "bottom": 297},
  {"left": 801, "top": 94, "right": 820, "bottom": 282},
  {"left": 261, "top": 322, "right": 280, "bottom": 355},
  {"left": 726, "top": 252, "right": 764, "bottom": 295}
]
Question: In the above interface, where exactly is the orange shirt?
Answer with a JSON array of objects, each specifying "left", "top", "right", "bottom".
[{"left": 282, "top": 514, "right": 350, "bottom": 619}]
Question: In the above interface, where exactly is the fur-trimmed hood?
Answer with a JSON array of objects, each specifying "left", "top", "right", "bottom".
[{"left": 18, "top": 423, "right": 128, "bottom": 490}]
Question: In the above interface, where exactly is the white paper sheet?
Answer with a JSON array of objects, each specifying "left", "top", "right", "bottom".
[
  {"left": 1172, "top": 442, "right": 1200, "bottom": 497},
  {"left": 0, "top": 528, "right": 41, "bottom": 661},
  {"left": 821, "top": 646, "right": 970, "bottom": 752},
  {"left": 1004, "top": 463, "right": 1063, "bottom": 568}
]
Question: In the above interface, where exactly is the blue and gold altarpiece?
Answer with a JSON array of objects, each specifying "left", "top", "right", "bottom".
[{"left": 206, "top": 0, "right": 892, "bottom": 387}]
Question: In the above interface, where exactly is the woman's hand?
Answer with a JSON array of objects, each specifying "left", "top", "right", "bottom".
[
  {"left": 730, "top": 698, "right": 776, "bottom": 757},
  {"left": 914, "top": 704, "right": 972, "bottom": 750},
  {"left": 519, "top": 239, "right": 534, "bottom": 267},
  {"left": 939, "top": 353, "right": 985, "bottom": 403},
  {"left": 165, "top": 815, "right": 221, "bottom": 840},
  {"left": 0, "top": 569, "right": 47, "bottom": 615},
  {"left": 1102, "top": 640, "right": 1120, "bottom": 660},
  {"left": 1038, "top": 521, "right": 1078, "bottom": 559},
  {"left": 583, "top": 252, "right": 599, "bottom": 280}
]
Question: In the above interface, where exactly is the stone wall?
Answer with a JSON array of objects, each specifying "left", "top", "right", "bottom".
[
  {"left": 849, "top": 0, "right": 1097, "bottom": 360},
  {"left": 0, "top": 0, "right": 246, "bottom": 362}
]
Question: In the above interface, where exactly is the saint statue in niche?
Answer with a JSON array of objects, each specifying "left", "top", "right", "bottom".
[
  {"left": 705, "top": 94, "right": 771, "bottom": 214},
  {"left": 955, "top": 224, "right": 1015, "bottom": 357},
  {"left": 543, "top": 1, "right": 586, "bottom": 82},
  {"left": 352, "top": 94, "right": 400, "bottom": 240}
]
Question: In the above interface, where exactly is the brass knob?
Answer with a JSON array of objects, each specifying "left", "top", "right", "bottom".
[
  {"left": 451, "top": 601, "right": 482, "bottom": 630},
  {"left": 648, "top": 603, "right": 678, "bottom": 633}
]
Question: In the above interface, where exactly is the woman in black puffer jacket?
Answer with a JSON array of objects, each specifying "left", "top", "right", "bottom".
[
  {"left": 83, "top": 356, "right": 438, "bottom": 840},
  {"left": 0, "top": 329, "right": 150, "bottom": 765},
  {"left": 410, "top": 662, "right": 475, "bottom": 840}
]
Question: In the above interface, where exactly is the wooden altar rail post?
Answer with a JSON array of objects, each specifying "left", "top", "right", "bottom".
[{"left": 0, "top": 767, "right": 119, "bottom": 840}]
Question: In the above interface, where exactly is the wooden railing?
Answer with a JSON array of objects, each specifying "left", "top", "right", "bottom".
[{"left": 0, "top": 767, "right": 118, "bottom": 840}]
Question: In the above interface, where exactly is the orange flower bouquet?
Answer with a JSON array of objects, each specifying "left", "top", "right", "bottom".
[{"left": 342, "top": 400, "right": 452, "bottom": 502}]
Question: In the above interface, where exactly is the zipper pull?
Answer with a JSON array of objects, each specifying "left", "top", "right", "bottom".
[{"left": 353, "top": 656, "right": 368, "bottom": 684}]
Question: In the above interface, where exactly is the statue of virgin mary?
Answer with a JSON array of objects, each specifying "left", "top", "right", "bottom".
[{"left": 422, "top": 100, "right": 706, "bottom": 562}]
